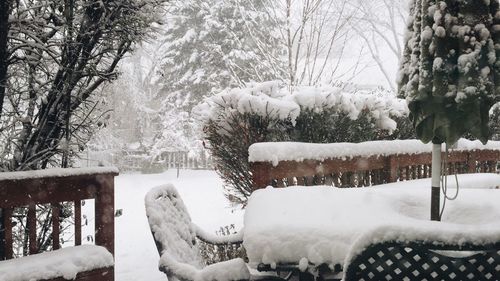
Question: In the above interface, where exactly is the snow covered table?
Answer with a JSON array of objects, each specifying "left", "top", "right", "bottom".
[{"left": 243, "top": 174, "right": 500, "bottom": 277}]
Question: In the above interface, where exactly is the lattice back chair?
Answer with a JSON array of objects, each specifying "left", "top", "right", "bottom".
[
  {"left": 145, "top": 184, "right": 250, "bottom": 281},
  {"left": 344, "top": 241, "right": 500, "bottom": 281}
]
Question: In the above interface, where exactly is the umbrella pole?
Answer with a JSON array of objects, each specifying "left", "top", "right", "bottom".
[{"left": 431, "top": 143, "right": 441, "bottom": 221}]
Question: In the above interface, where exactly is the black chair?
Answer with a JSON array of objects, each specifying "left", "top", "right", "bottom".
[{"left": 343, "top": 240, "right": 500, "bottom": 281}]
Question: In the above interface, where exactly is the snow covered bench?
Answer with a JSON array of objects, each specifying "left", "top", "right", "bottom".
[
  {"left": 249, "top": 139, "right": 500, "bottom": 190},
  {"left": 0, "top": 167, "right": 118, "bottom": 281},
  {"left": 145, "top": 184, "right": 251, "bottom": 281}
]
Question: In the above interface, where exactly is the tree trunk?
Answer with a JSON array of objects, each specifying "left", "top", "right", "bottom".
[{"left": 0, "top": 0, "right": 12, "bottom": 119}]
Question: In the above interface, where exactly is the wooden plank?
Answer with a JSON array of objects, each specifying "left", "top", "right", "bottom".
[
  {"left": 28, "top": 203, "right": 37, "bottom": 255},
  {"left": 0, "top": 174, "right": 116, "bottom": 208},
  {"left": 51, "top": 203, "right": 60, "bottom": 250},
  {"left": 388, "top": 156, "right": 398, "bottom": 183},
  {"left": 2, "top": 207, "right": 13, "bottom": 259},
  {"left": 396, "top": 153, "right": 432, "bottom": 167},
  {"left": 251, "top": 162, "right": 272, "bottom": 190},
  {"left": 75, "top": 200, "right": 82, "bottom": 246}
]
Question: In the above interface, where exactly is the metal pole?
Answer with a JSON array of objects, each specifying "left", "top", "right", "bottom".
[{"left": 431, "top": 143, "right": 441, "bottom": 221}]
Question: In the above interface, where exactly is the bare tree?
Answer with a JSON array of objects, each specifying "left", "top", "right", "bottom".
[
  {"left": 0, "top": 0, "right": 167, "bottom": 171},
  {"left": 265, "top": 0, "right": 358, "bottom": 87},
  {"left": 0, "top": 0, "right": 14, "bottom": 119},
  {"left": 351, "top": 0, "right": 408, "bottom": 91},
  {"left": 0, "top": 0, "right": 169, "bottom": 257}
]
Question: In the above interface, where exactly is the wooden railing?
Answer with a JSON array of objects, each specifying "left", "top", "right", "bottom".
[
  {"left": 0, "top": 167, "right": 118, "bottom": 280},
  {"left": 251, "top": 149, "right": 499, "bottom": 190}
]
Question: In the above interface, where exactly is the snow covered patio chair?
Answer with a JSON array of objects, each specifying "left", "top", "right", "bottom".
[{"left": 145, "top": 184, "right": 250, "bottom": 281}]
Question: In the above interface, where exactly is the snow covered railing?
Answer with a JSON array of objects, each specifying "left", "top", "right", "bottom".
[
  {"left": 0, "top": 167, "right": 118, "bottom": 281},
  {"left": 249, "top": 139, "right": 500, "bottom": 190}
]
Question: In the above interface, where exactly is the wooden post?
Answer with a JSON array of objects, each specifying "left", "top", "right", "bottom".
[
  {"left": 0, "top": 208, "right": 4, "bottom": 260},
  {"left": 2, "top": 208, "right": 13, "bottom": 260},
  {"left": 387, "top": 156, "right": 398, "bottom": 183},
  {"left": 467, "top": 151, "right": 476, "bottom": 173},
  {"left": 74, "top": 200, "right": 82, "bottom": 246},
  {"left": 28, "top": 203, "right": 37, "bottom": 254},
  {"left": 95, "top": 175, "right": 115, "bottom": 256},
  {"left": 52, "top": 203, "right": 60, "bottom": 250}
]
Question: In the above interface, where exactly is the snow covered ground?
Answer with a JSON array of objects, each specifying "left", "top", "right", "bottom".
[{"left": 113, "top": 170, "right": 243, "bottom": 281}]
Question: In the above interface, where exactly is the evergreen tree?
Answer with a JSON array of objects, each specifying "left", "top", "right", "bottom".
[
  {"left": 398, "top": 0, "right": 500, "bottom": 145},
  {"left": 159, "top": 0, "right": 286, "bottom": 110}
]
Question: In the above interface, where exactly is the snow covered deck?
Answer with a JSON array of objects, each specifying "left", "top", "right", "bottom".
[{"left": 243, "top": 174, "right": 500, "bottom": 271}]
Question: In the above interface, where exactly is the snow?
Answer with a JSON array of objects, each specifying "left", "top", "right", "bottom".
[
  {"left": 194, "top": 225, "right": 244, "bottom": 245},
  {"left": 248, "top": 138, "right": 500, "bottom": 165},
  {"left": 374, "top": 173, "right": 500, "bottom": 189},
  {"left": 0, "top": 245, "right": 113, "bottom": 281},
  {"left": 1, "top": 169, "right": 498, "bottom": 279},
  {"left": 243, "top": 182, "right": 500, "bottom": 270},
  {"left": 113, "top": 170, "right": 244, "bottom": 280},
  {"left": 159, "top": 255, "right": 250, "bottom": 281},
  {"left": 0, "top": 167, "right": 119, "bottom": 181},
  {"left": 196, "top": 82, "right": 408, "bottom": 132}
]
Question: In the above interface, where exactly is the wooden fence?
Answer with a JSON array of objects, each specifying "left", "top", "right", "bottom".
[
  {"left": 0, "top": 167, "right": 118, "bottom": 280},
  {"left": 251, "top": 149, "right": 499, "bottom": 190}
]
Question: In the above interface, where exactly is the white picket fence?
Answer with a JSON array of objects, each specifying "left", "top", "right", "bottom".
[{"left": 75, "top": 150, "right": 213, "bottom": 172}]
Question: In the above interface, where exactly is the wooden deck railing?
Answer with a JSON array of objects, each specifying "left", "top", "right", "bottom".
[
  {"left": 251, "top": 149, "right": 499, "bottom": 190},
  {"left": 0, "top": 167, "right": 118, "bottom": 280}
]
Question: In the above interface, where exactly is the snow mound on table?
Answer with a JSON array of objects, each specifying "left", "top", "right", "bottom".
[
  {"left": 243, "top": 186, "right": 500, "bottom": 269},
  {"left": 0, "top": 167, "right": 119, "bottom": 181},
  {"left": 0, "top": 245, "right": 113, "bottom": 281},
  {"left": 145, "top": 184, "right": 250, "bottom": 281},
  {"left": 195, "top": 81, "right": 407, "bottom": 130},
  {"left": 248, "top": 138, "right": 500, "bottom": 165}
]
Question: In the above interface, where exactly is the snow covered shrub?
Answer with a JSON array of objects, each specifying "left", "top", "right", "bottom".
[
  {"left": 196, "top": 82, "right": 409, "bottom": 204},
  {"left": 198, "top": 225, "right": 245, "bottom": 265}
]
